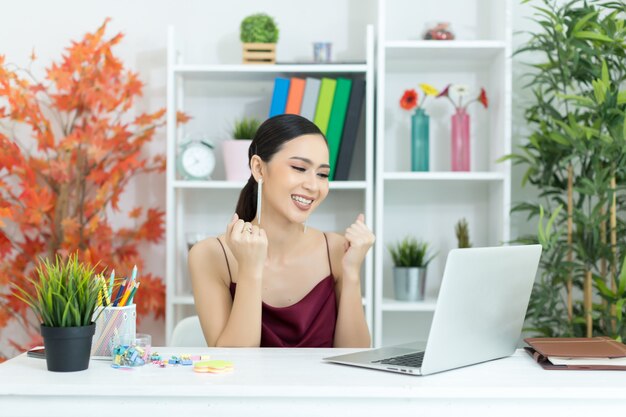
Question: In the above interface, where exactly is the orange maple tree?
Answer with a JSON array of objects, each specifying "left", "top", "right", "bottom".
[{"left": 0, "top": 19, "right": 189, "bottom": 361}]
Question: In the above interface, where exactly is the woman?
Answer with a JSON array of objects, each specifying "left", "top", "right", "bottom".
[{"left": 189, "top": 114, "right": 374, "bottom": 347}]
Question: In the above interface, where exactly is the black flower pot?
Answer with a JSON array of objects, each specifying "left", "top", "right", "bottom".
[{"left": 40, "top": 323, "right": 96, "bottom": 372}]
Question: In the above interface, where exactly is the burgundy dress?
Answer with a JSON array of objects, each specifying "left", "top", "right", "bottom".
[{"left": 216, "top": 234, "right": 337, "bottom": 347}]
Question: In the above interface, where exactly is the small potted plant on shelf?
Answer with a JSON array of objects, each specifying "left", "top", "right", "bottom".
[
  {"left": 455, "top": 218, "right": 472, "bottom": 248},
  {"left": 223, "top": 117, "right": 261, "bottom": 181},
  {"left": 12, "top": 255, "right": 104, "bottom": 372},
  {"left": 240, "top": 13, "right": 279, "bottom": 64},
  {"left": 388, "top": 237, "right": 435, "bottom": 301}
]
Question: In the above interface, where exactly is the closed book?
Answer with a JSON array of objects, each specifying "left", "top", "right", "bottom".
[
  {"left": 334, "top": 78, "right": 365, "bottom": 181},
  {"left": 326, "top": 78, "right": 352, "bottom": 181},
  {"left": 313, "top": 77, "right": 337, "bottom": 135},
  {"left": 268, "top": 77, "right": 290, "bottom": 117},
  {"left": 524, "top": 337, "right": 626, "bottom": 371},
  {"left": 285, "top": 77, "right": 306, "bottom": 115},
  {"left": 300, "top": 77, "right": 321, "bottom": 122}
]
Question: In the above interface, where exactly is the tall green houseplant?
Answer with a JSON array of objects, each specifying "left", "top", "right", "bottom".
[{"left": 507, "top": 0, "right": 626, "bottom": 339}]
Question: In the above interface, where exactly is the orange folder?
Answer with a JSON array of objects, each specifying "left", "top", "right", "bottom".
[{"left": 285, "top": 77, "right": 306, "bottom": 115}]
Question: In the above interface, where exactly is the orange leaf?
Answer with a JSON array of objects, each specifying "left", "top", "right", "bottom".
[{"left": 176, "top": 111, "right": 191, "bottom": 125}]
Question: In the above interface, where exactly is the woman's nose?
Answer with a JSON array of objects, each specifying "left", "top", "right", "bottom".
[{"left": 302, "top": 172, "right": 319, "bottom": 191}]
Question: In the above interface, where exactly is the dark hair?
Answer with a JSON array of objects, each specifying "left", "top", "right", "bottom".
[{"left": 235, "top": 114, "right": 326, "bottom": 221}]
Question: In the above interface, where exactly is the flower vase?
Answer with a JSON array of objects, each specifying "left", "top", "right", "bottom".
[
  {"left": 411, "top": 108, "right": 430, "bottom": 172},
  {"left": 451, "top": 108, "right": 470, "bottom": 171}
]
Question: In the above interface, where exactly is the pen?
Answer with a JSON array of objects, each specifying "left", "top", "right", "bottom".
[
  {"left": 126, "top": 282, "right": 141, "bottom": 306},
  {"left": 112, "top": 278, "right": 128, "bottom": 307},
  {"left": 118, "top": 282, "right": 134, "bottom": 307}
]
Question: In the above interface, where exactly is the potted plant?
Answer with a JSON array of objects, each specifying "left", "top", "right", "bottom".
[
  {"left": 388, "top": 237, "right": 435, "bottom": 301},
  {"left": 240, "top": 13, "right": 279, "bottom": 64},
  {"left": 455, "top": 218, "right": 472, "bottom": 248},
  {"left": 12, "top": 255, "right": 104, "bottom": 372},
  {"left": 504, "top": 0, "right": 626, "bottom": 339},
  {"left": 223, "top": 117, "right": 261, "bottom": 181}
]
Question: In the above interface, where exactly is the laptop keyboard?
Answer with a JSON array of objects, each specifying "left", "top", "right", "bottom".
[{"left": 371, "top": 351, "right": 425, "bottom": 368}]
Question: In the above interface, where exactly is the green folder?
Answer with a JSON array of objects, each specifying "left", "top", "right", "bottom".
[
  {"left": 326, "top": 78, "right": 352, "bottom": 180},
  {"left": 313, "top": 78, "right": 337, "bottom": 135}
]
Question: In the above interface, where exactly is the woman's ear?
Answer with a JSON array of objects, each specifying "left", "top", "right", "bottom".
[{"left": 250, "top": 155, "right": 264, "bottom": 181}]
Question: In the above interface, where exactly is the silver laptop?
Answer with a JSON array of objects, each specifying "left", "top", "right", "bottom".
[{"left": 324, "top": 244, "right": 542, "bottom": 376}]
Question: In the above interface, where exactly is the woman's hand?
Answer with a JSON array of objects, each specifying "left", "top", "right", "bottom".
[
  {"left": 341, "top": 213, "right": 375, "bottom": 279},
  {"left": 224, "top": 213, "right": 268, "bottom": 280}
]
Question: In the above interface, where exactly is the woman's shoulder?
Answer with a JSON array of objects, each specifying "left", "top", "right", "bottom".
[{"left": 188, "top": 235, "right": 231, "bottom": 285}]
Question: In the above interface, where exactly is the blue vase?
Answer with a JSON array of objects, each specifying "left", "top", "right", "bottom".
[{"left": 411, "top": 108, "right": 430, "bottom": 171}]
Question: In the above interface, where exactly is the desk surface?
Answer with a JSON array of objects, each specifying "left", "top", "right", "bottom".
[{"left": 1, "top": 348, "right": 625, "bottom": 416}]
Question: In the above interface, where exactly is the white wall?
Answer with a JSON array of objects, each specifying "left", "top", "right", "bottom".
[{"left": 0, "top": 0, "right": 538, "bottom": 354}]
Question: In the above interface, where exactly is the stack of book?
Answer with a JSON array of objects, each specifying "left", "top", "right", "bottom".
[{"left": 268, "top": 76, "right": 365, "bottom": 181}]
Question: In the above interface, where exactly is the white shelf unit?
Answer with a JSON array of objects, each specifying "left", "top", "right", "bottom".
[
  {"left": 374, "top": 0, "right": 512, "bottom": 348},
  {"left": 166, "top": 26, "right": 376, "bottom": 344}
]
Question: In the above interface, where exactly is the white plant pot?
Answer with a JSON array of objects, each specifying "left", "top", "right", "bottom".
[{"left": 222, "top": 139, "right": 252, "bottom": 181}]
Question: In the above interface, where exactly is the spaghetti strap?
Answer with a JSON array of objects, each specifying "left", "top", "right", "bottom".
[
  {"left": 216, "top": 237, "right": 233, "bottom": 284},
  {"left": 322, "top": 233, "right": 332, "bottom": 276}
]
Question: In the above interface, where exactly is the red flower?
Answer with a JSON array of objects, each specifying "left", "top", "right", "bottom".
[
  {"left": 400, "top": 89, "right": 418, "bottom": 110},
  {"left": 478, "top": 88, "right": 488, "bottom": 109},
  {"left": 437, "top": 84, "right": 451, "bottom": 98}
]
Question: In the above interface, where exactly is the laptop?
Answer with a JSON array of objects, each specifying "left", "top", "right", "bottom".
[{"left": 324, "top": 244, "right": 542, "bottom": 376}]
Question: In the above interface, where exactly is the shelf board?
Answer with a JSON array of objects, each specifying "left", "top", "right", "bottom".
[
  {"left": 383, "top": 172, "right": 505, "bottom": 182},
  {"left": 384, "top": 40, "right": 506, "bottom": 61},
  {"left": 173, "top": 64, "right": 367, "bottom": 75},
  {"left": 382, "top": 297, "right": 437, "bottom": 312},
  {"left": 172, "top": 295, "right": 195, "bottom": 305},
  {"left": 172, "top": 180, "right": 367, "bottom": 190}
]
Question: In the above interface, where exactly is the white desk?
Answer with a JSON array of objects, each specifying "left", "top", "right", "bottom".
[{"left": 0, "top": 348, "right": 625, "bottom": 416}]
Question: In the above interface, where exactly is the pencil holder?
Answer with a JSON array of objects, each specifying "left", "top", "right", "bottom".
[{"left": 91, "top": 304, "right": 136, "bottom": 359}]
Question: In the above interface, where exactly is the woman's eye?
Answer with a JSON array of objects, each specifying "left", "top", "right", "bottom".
[
  {"left": 291, "top": 166, "right": 306, "bottom": 172},
  {"left": 318, "top": 173, "right": 329, "bottom": 179}
]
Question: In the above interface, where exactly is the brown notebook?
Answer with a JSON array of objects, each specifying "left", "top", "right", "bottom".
[{"left": 524, "top": 337, "right": 626, "bottom": 370}]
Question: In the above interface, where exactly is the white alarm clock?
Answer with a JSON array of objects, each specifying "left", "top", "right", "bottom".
[{"left": 177, "top": 136, "right": 215, "bottom": 180}]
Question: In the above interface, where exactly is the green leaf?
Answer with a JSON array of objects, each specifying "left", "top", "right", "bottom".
[
  {"left": 573, "top": 31, "right": 614, "bottom": 43},
  {"left": 549, "top": 131, "right": 569, "bottom": 145},
  {"left": 572, "top": 11, "right": 599, "bottom": 34},
  {"left": 618, "top": 90, "right": 626, "bottom": 105},
  {"left": 617, "top": 299, "right": 624, "bottom": 323},
  {"left": 592, "top": 79, "right": 607, "bottom": 105},
  {"left": 601, "top": 60, "right": 610, "bottom": 86},
  {"left": 556, "top": 93, "right": 595, "bottom": 107},
  {"left": 595, "top": 277, "right": 615, "bottom": 299}
]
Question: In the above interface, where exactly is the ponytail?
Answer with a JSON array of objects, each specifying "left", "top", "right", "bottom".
[{"left": 235, "top": 176, "right": 257, "bottom": 222}]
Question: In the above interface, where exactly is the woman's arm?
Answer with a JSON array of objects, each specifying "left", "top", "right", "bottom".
[
  {"left": 333, "top": 266, "right": 371, "bottom": 348},
  {"left": 329, "top": 214, "right": 375, "bottom": 347},
  {"left": 189, "top": 215, "right": 267, "bottom": 347}
]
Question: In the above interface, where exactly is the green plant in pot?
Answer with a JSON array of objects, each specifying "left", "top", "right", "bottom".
[
  {"left": 12, "top": 255, "right": 104, "bottom": 372},
  {"left": 504, "top": 0, "right": 626, "bottom": 338},
  {"left": 240, "top": 13, "right": 279, "bottom": 64},
  {"left": 388, "top": 237, "right": 435, "bottom": 301},
  {"left": 223, "top": 117, "right": 261, "bottom": 181}
]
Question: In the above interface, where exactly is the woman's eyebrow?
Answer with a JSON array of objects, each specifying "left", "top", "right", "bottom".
[{"left": 289, "top": 156, "right": 330, "bottom": 169}]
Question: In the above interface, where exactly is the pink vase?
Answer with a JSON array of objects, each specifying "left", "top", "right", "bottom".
[{"left": 451, "top": 108, "right": 470, "bottom": 171}]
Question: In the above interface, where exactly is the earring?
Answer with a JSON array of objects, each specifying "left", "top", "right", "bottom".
[{"left": 256, "top": 177, "right": 263, "bottom": 225}]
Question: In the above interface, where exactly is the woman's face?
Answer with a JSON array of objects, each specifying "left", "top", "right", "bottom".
[{"left": 262, "top": 134, "right": 330, "bottom": 224}]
